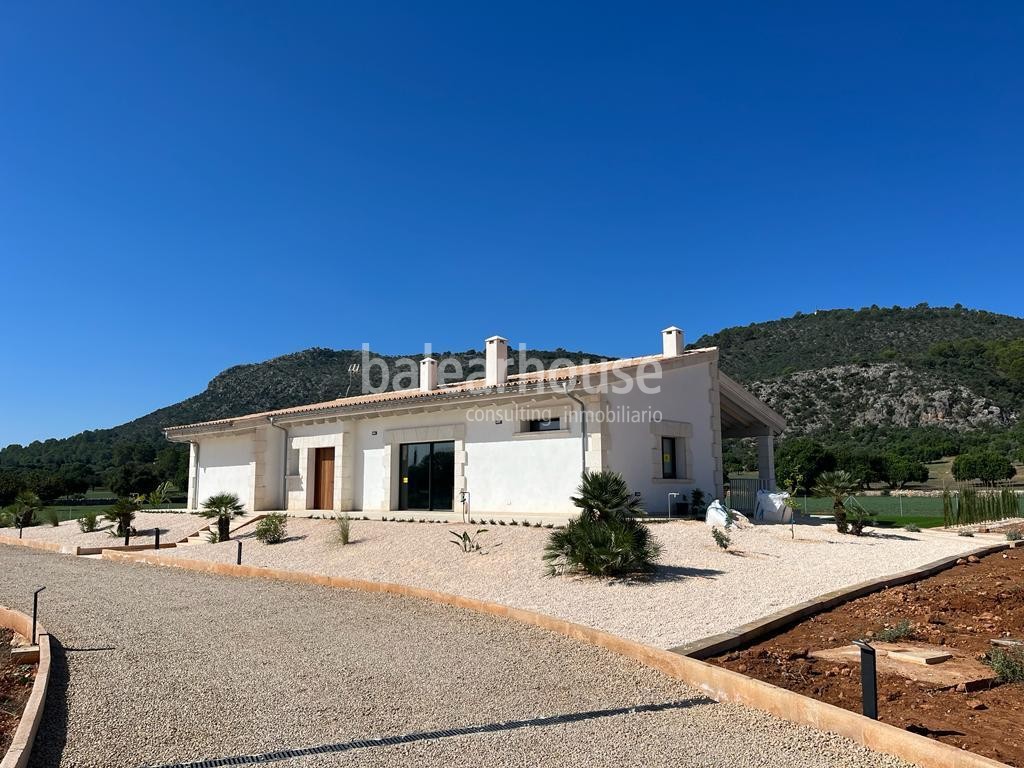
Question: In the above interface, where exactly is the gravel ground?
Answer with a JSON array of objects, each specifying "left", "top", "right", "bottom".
[
  {"left": 163, "top": 518, "right": 989, "bottom": 648},
  {"left": 0, "top": 545, "right": 912, "bottom": 768},
  {"left": 0, "top": 511, "right": 203, "bottom": 548}
]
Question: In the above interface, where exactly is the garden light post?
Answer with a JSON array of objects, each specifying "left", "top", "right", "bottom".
[
  {"left": 852, "top": 639, "right": 878, "bottom": 719},
  {"left": 32, "top": 586, "right": 45, "bottom": 644},
  {"left": 237, "top": 540, "right": 242, "bottom": 565},
  {"left": 154, "top": 527, "right": 160, "bottom": 550}
]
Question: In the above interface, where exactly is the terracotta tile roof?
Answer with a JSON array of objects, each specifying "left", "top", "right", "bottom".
[{"left": 164, "top": 348, "right": 715, "bottom": 434}]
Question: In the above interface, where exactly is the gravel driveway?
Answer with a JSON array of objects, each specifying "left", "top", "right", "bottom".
[
  {"left": 163, "top": 518, "right": 987, "bottom": 648},
  {"left": 0, "top": 546, "right": 911, "bottom": 768},
  {"left": 0, "top": 512, "right": 203, "bottom": 548}
]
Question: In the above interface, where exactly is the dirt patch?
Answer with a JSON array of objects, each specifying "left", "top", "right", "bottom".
[
  {"left": 710, "top": 548, "right": 1024, "bottom": 766},
  {"left": 0, "top": 627, "right": 36, "bottom": 757}
]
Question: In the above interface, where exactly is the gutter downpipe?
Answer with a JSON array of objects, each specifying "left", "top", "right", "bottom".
[
  {"left": 562, "top": 381, "right": 587, "bottom": 476},
  {"left": 267, "top": 416, "right": 289, "bottom": 510}
]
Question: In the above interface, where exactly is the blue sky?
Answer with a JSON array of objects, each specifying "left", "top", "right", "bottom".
[{"left": 1, "top": 2, "right": 1022, "bottom": 447}]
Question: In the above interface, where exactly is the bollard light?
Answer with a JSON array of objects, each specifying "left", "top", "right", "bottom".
[
  {"left": 154, "top": 527, "right": 161, "bottom": 550},
  {"left": 852, "top": 639, "right": 878, "bottom": 719},
  {"left": 236, "top": 539, "right": 242, "bottom": 565},
  {"left": 32, "top": 587, "right": 46, "bottom": 644}
]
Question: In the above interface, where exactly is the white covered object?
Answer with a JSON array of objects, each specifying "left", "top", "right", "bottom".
[
  {"left": 705, "top": 499, "right": 750, "bottom": 528},
  {"left": 755, "top": 490, "right": 793, "bottom": 523}
]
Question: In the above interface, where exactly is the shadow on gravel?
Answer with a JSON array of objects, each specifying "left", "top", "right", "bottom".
[
  {"left": 29, "top": 634, "right": 69, "bottom": 768},
  {"left": 650, "top": 565, "right": 725, "bottom": 582},
  {"left": 144, "top": 697, "right": 714, "bottom": 768}
]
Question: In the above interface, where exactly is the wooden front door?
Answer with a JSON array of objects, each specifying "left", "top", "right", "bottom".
[{"left": 313, "top": 447, "right": 335, "bottom": 509}]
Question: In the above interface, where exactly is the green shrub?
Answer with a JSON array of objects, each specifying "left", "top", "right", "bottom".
[
  {"left": 104, "top": 497, "right": 141, "bottom": 538},
  {"left": 1006, "top": 529, "right": 1023, "bottom": 542},
  {"left": 254, "top": 513, "right": 287, "bottom": 544},
  {"left": 987, "top": 647, "right": 1024, "bottom": 683},
  {"left": 544, "top": 514, "right": 662, "bottom": 577},
  {"left": 876, "top": 619, "right": 915, "bottom": 642},
  {"left": 44, "top": 507, "right": 61, "bottom": 527},
  {"left": 198, "top": 492, "right": 245, "bottom": 542},
  {"left": 904, "top": 523, "right": 921, "bottom": 532},
  {"left": 958, "top": 529, "right": 975, "bottom": 537},
  {"left": 336, "top": 513, "right": 351, "bottom": 545},
  {"left": 544, "top": 471, "right": 661, "bottom": 578},
  {"left": 78, "top": 509, "right": 99, "bottom": 533},
  {"left": 711, "top": 526, "right": 731, "bottom": 550}
]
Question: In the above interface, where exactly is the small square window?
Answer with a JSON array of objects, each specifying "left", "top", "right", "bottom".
[
  {"left": 661, "top": 437, "right": 677, "bottom": 479},
  {"left": 528, "top": 418, "right": 561, "bottom": 432}
]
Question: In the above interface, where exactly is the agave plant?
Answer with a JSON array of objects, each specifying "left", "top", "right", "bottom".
[
  {"left": 813, "top": 470, "right": 860, "bottom": 534},
  {"left": 199, "top": 492, "right": 246, "bottom": 542}
]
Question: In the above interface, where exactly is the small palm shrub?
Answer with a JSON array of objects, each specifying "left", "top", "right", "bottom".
[
  {"left": 198, "top": 493, "right": 245, "bottom": 541},
  {"left": 813, "top": 470, "right": 860, "bottom": 534},
  {"left": 336, "top": 513, "right": 351, "bottom": 545},
  {"left": 958, "top": 529, "right": 975, "bottom": 537},
  {"left": 7, "top": 490, "right": 42, "bottom": 528},
  {"left": 450, "top": 528, "right": 488, "bottom": 553},
  {"left": 1006, "top": 529, "right": 1023, "bottom": 542},
  {"left": 904, "top": 523, "right": 921, "bottom": 533},
  {"left": 570, "top": 470, "right": 644, "bottom": 520},
  {"left": 105, "top": 497, "right": 140, "bottom": 538},
  {"left": 78, "top": 509, "right": 99, "bottom": 533},
  {"left": 544, "top": 471, "right": 661, "bottom": 578},
  {"left": 254, "top": 513, "right": 287, "bottom": 544}
]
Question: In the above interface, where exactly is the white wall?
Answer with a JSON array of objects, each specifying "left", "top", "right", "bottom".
[
  {"left": 188, "top": 361, "right": 722, "bottom": 518},
  {"left": 196, "top": 432, "right": 255, "bottom": 510},
  {"left": 604, "top": 360, "right": 719, "bottom": 515}
]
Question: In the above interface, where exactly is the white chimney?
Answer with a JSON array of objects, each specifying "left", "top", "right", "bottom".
[
  {"left": 485, "top": 335, "right": 508, "bottom": 386},
  {"left": 419, "top": 357, "right": 438, "bottom": 392},
  {"left": 661, "top": 326, "right": 684, "bottom": 357}
]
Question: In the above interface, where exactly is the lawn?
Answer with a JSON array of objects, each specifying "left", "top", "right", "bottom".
[{"left": 792, "top": 494, "right": 947, "bottom": 528}]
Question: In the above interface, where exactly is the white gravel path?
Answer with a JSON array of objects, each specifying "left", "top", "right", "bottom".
[
  {"left": 0, "top": 511, "right": 204, "bottom": 548},
  {"left": 163, "top": 517, "right": 989, "bottom": 649},
  {"left": 0, "top": 545, "right": 913, "bottom": 768}
]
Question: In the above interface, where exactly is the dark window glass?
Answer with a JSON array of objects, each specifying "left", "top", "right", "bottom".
[
  {"left": 399, "top": 441, "right": 455, "bottom": 511},
  {"left": 528, "top": 418, "right": 561, "bottom": 432},
  {"left": 662, "top": 437, "right": 677, "bottom": 479}
]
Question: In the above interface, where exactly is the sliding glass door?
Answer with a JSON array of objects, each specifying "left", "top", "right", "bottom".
[{"left": 398, "top": 441, "right": 455, "bottom": 511}]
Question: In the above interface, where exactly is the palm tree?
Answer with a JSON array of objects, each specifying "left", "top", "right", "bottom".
[
  {"left": 199, "top": 492, "right": 246, "bottom": 542},
  {"left": 570, "top": 470, "right": 645, "bottom": 522},
  {"left": 813, "top": 470, "right": 860, "bottom": 534},
  {"left": 105, "top": 496, "right": 141, "bottom": 538},
  {"left": 7, "top": 490, "right": 42, "bottom": 529},
  {"left": 545, "top": 471, "right": 661, "bottom": 578}
]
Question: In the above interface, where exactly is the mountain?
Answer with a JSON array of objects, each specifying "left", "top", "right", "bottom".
[
  {"left": 0, "top": 347, "right": 609, "bottom": 471},
  {"left": 694, "top": 305, "right": 1024, "bottom": 435},
  {"left": 3, "top": 304, "right": 1024, "bottom": 474}
]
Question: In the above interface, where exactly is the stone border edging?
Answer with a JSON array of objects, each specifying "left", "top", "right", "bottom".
[
  {"left": 102, "top": 549, "right": 1008, "bottom": 768},
  {"left": 0, "top": 607, "right": 51, "bottom": 768},
  {"left": 0, "top": 536, "right": 62, "bottom": 554},
  {"left": 671, "top": 540, "right": 1013, "bottom": 659}
]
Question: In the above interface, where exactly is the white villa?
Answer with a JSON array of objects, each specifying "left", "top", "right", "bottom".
[{"left": 165, "top": 328, "right": 785, "bottom": 522}]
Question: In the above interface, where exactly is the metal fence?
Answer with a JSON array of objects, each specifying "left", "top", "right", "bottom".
[{"left": 727, "top": 478, "right": 772, "bottom": 515}]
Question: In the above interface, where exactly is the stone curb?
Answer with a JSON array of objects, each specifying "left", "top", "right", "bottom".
[
  {"left": 0, "top": 537, "right": 62, "bottom": 554},
  {"left": 103, "top": 548, "right": 1009, "bottom": 768},
  {"left": 670, "top": 540, "right": 1013, "bottom": 659},
  {"left": 0, "top": 607, "right": 51, "bottom": 768}
]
